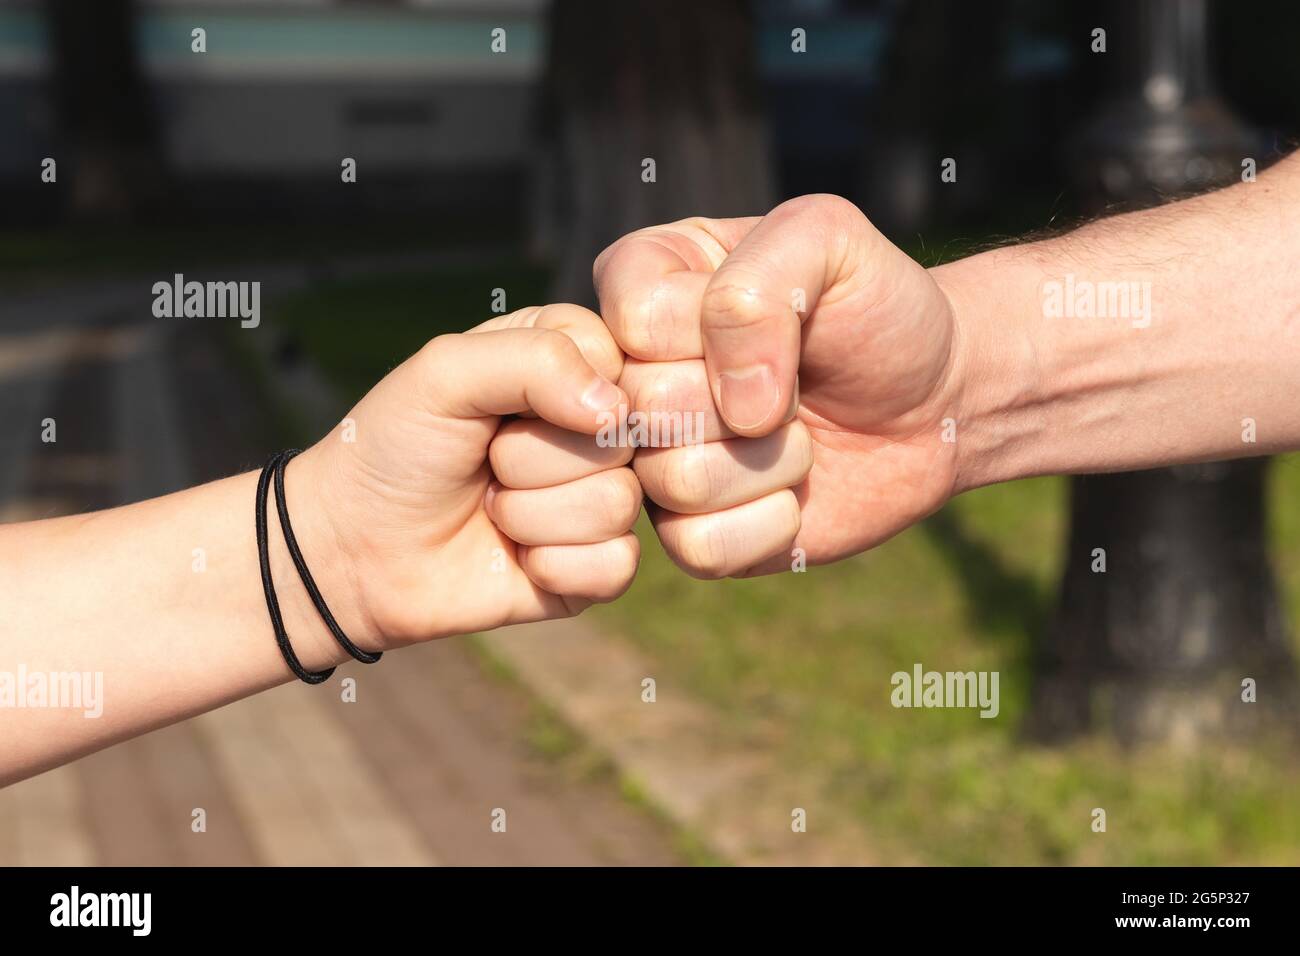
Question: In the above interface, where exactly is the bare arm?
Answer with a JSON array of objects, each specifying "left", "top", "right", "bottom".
[
  {"left": 0, "top": 306, "right": 640, "bottom": 785},
  {"left": 593, "top": 153, "right": 1300, "bottom": 575},
  {"left": 0, "top": 464, "right": 362, "bottom": 784},
  {"left": 938, "top": 150, "right": 1300, "bottom": 491}
]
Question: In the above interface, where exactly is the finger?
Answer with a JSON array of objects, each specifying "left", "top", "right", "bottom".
[
  {"left": 700, "top": 194, "right": 880, "bottom": 437},
  {"left": 634, "top": 420, "right": 814, "bottom": 514},
  {"left": 651, "top": 490, "right": 800, "bottom": 579},
  {"left": 484, "top": 468, "right": 642, "bottom": 545},
  {"left": 467, "top": 302, "right": 624, "bottom": 384},
  {"left": 489, "top": 418, "right": 633, "bottom": 489},
  {"left": 734, "top": 549, "right": 803, "bottom": 578},
  {"left": 619, "top": 357, "right": 732, "bottom": 443},
  {"left": 593, "top": 216, "right": 760, "bottom": 361},
  {"left": 419, "top": 326, "right": 626, "bottom": 435},
  {"left": 517, "top": 533, "right": 641, "bottom": 603},
  {"left": 620, "top": 356, "right": 800, "bottom": 445}
]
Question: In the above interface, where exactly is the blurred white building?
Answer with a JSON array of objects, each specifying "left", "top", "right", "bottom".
[{"left": 0, "top": 0, "right": 546, "bottom": 182}]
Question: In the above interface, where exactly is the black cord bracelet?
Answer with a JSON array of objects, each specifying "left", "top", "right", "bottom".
[
  {"left": 255, "top": 450, "right": 337, "bottom": 684},
  {"left": 272, "top": 449, "right": 382, "bottom": 665}
]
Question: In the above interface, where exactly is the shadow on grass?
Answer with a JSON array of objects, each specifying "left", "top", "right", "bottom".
[{"left": 920, "top": 506, "right": 1049, "bottom": 670}]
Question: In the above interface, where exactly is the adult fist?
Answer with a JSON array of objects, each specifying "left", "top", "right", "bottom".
[
  {"left": 594, "top": 194, "right": 965, "bottom": 577},
  {"left": 288, "top": 304, "right": 640, "bottom": 652}
]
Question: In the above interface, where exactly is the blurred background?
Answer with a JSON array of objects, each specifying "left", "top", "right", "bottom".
[{"left": 2, "top": 0, "right": 1300, "bottom": 865}]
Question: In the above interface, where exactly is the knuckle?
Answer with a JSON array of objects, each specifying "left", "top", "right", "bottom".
[
  {"left": 486, "top": 433, "right": 522, "bottom": 481},
  {"left": 640, "top": 369, "right": 678, "bottom": 414},
  {"left": 776, "top": 488, "right": 802, "bottom": 535},
  {"left": 534, "top": 302, "right": 590, "bottom": 327},
  {"left": 493, "top": 490, "right": 526, "bottom": 533},
  {"left": 483, "top": 484, "right": 507, "bottom": 522},
  {"left": 785, "top": 192, "right": 865, "bottom": 227},
  {"left": 416, "top": 332, "right": 459, "bottom": 369},
  {"left": 593, "top": 235, "right": 631, "bottom": 283},
  {"left": 646, "top": 445, "right": 713, "bottom": 512},
  {"left": 641, "top": 363, "right": 703, "bottom": 416},
  {"left": 523, "top": 546, "right": 561, "bottom": 590},
  {"left": 600, "top": 469, "right": 643, "bottom": 531},
  {"left": 617, "top": 361, "right": 650, "bottom": 410},
  {"left": 766, "top": 490, "right": 803, "bottom": 553},
  {"left": 675, "top": 517, "right": 731, "bottom": 580},
  {"left": 612, "top": 291, "right": 660, "bottom": 359},
  {"left": 621, "top": 361, "right": 666, "bottom": 415},
  {"left": 534, "top": 328, "right": 581, "bottom": 374},
  {"left": 486, "top": 304, "right": 543, "bottom": 330},
  {"left": 592, "top": 540, "right": 640, "bottom": 602},
  {"left": 701, "top": 280, "right": 776, "bottom": 334},
  {"left": 789, "top": 421, "right": 815, "bottom": 479},
  {"left": 612, "top": 533, "right": 641, "bottom": 580},
  {"left": 538, "top": 304, "right": 622, "bottom": 377},
  {"left": 606, "top": 437, "right": 637, "bottom": 468}
]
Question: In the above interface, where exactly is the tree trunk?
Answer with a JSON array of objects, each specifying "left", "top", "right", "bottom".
[
  {"left": 864, "top": 0, "right": 1011, "bottom": 235},
  {"left": 46, "top": 0, "right": 164, "bottom": 220},
  {"left": 1034, "top": 462, "right": 1298, "bottom": 744},
  {"left": 537, "top": 0, "right": 775, "bottom": 306},
  {"left": 1033, "top": 0, "right": 1299, "bottom": 744}
]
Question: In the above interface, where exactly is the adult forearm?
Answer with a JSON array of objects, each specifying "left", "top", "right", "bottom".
[{"left": 937, "top": 153, "right": 1300, "bottom": 493}]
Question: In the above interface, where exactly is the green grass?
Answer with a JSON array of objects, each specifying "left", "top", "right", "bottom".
[
  {"left": 272, "top": 263, "right": 1300, "bottom": 866},
  {"left": 272, "top": 262, "right": 553, "bottom": 401},
  {"left": 591, "top": 467, "right": 1300, "bottom": 865}
]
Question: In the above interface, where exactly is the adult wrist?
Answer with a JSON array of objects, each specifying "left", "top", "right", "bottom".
[
  {"left": 929, "top": 244, "right": 1050, "bottom": 496},
  {"left": 930, "top": 182, "right": 1300, "bottom": 495}
]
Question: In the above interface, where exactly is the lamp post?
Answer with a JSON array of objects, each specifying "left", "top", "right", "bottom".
[{"left": 1033, "top": 0, "right": 1297, "bottom": 744}]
